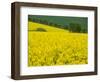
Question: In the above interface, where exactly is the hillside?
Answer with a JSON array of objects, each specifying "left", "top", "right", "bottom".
[
  {"left": 28, "top": 21, "right": 88, "bottom": 66},
  {"left": 28, "top": 15, "right": 88, "bottom": 32},
  {"left": 28, "top": 21, "right": 69, "bottom": 32}
]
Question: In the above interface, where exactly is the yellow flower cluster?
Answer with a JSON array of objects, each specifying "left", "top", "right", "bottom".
[{"left": 28, "top": 32, "right": 88, "bottom": 66}]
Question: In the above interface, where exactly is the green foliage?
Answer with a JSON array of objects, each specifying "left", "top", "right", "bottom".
[
  {"left": 69, "top": 23, "right": 81, "bottom": 33},
  {"left": 68, "top": 23, "right": 88, "bottom": 33}
]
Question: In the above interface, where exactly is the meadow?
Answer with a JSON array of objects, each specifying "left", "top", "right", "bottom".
[{"left": 28, "top": 22, "right": 88, "bottom": 66}]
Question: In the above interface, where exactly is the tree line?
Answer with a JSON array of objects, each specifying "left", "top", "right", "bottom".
[{"left": 28, "top": 17, "right": 87, "bottom": 33}]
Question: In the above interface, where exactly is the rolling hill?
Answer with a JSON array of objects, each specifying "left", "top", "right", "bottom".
[{"left": 28, "top": 21, "right": 69, "bottom": 32}]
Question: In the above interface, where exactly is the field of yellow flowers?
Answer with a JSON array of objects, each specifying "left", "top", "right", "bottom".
[{"left": 28, "top": 22, "right": 88, "bottom": 66}]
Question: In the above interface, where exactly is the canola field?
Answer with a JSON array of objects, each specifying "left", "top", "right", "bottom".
[{"left": 28, "top": 22, "right": 88, "bottom": 66}]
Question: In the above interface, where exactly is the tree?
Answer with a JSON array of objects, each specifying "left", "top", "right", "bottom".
[
  {"left": 69, "top": 23, "right": 81, "bottom": 33},
  {"left": 36, "top": 28, "right": 47, "bottom": 32}
]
